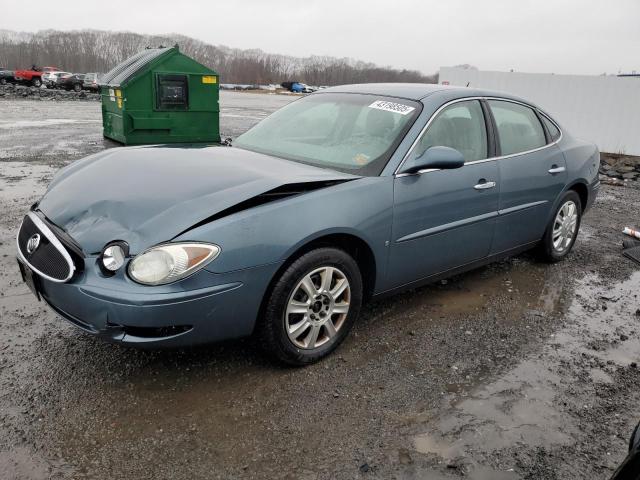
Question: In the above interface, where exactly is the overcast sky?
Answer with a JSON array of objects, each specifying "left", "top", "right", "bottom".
[{"left": 3, "top": 0, "right": 639, "bottom": 75}]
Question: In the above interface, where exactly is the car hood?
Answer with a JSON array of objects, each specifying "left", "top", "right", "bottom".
[{"left": 38, "top": 145, "right": 357, "bottom": 254}]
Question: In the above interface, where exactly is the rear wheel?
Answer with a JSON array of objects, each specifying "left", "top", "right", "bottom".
[
  {"left": 539, "top": 190, "right": 581, "bottom": 262},
  {"left": 73, "top": 83, "right": 82, "bottom": 92},
  {"left": 0, "top": 78, "right": 6, "bottom": 85},
  {"left": 258, "top": 247, "right": 362, "bottom": 365},
  {"left": 32, "top": 77, "right": 41, "bottom": 87}
]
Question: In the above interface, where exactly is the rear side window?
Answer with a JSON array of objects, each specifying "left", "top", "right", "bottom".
[
  {"left": 415, "top": 100, "right": 488, "bottom": 163},
  {"left": 540, "top": 114, "right": 561, "bottom": 142},
  {"left": 489, "top": 100, "right": 546, "bottom": 155},
  {"left": 156, "top": 74, "right": 189, "bottom": 110}
]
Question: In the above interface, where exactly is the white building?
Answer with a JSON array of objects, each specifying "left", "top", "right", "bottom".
[{"left": 439, "top": 67, "right": 640, "bottom": 156}]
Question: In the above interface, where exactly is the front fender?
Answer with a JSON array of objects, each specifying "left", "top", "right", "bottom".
[{"left": 174, "top": 177, "right": 394, "bottom": 287}]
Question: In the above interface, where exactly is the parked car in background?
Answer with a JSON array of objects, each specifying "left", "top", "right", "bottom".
[
  {"left": 16, "top": 84, "right": 599, "bottom": 365},
  {"left": 0, "top": 68, "right": 15, "bottom": 85},
  {"left": 14, "top": 66, "right": 60, "bottom": 87},
  {"left": 282, "top": 81, "right": 315, "bottom": 93},
  {"left": 83, "top": 73, "right": 100, "bottom": 91},
  {"left": 56, "top": 73, "right": 85, "bottom": 92},
  {"left": 292, "top": 82, "right": 315, "bottom": 93},
  {"left": 43, "top": 71, "right": 71, "bottom": 89}
]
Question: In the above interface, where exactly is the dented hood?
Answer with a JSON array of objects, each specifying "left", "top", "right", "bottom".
[{"left": 38, "top": 145, "right": 356, "bottom": 254}]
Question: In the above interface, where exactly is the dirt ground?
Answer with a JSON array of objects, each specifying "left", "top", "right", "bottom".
[{"left": 0, "top": 93, "right": 639, "bottom": 480}]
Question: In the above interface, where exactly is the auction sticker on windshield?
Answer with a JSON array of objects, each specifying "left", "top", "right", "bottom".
[{"left": 368, "top": 100, "right": 415, "bottom": 115}]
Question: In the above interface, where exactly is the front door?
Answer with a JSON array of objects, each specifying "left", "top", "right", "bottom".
[{"left": 386, "top": 99, "right": 499, "bottom": 290}]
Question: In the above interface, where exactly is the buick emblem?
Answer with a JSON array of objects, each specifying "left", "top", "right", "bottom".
[{"left": 26, "top": 234, "right": 41, "bottom": 254}]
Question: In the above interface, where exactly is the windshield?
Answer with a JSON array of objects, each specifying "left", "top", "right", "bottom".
[{"left": 234, "top": 93, "right": 421, "bottom": 176}]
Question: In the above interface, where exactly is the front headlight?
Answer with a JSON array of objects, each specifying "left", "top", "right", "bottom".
[{"left": 128, "top": 242, "right": 220, "bottom": 286}]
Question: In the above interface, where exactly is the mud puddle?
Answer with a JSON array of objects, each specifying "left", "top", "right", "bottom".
[{"left": 411, "top": 272, "right": 640, "bottom": 479}]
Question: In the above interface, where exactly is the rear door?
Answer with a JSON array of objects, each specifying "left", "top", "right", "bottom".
[
  {"left": 487, "top": 99, "right": 567, "bottom": 253},
  {"left": 387, "top": 99, "right": 499, "bottom": 289}
]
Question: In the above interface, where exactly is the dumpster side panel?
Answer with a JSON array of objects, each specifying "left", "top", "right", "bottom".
[
  {"left": 115, "top": 52, "right": 220, "bottom": 145},
  {"left": 101, "top": 48, "right": 220, "bottom": 145}
]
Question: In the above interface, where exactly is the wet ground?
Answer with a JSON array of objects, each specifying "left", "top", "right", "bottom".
[{"left": 0, "top": 93, "right": 639, "bottom": 480}]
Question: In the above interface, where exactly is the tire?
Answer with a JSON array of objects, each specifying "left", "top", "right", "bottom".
[
  {"left": 0, "top": 78, "right": 6, "bottom": 85},
  {"left": 258, "top": 247, "right": 363, "bottom": 366},
  {"left": 73, "top": 83, "right": 81, "bottom": 92},
  {"left": 32, "top": 78, "right": 41, "bottom": 87},
  {"left": 538, "top": 190, "right": 582, "bottom": 262}
]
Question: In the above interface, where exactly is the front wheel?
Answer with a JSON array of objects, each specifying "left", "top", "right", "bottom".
[
  {"left": 73, "top": 83, "right": 82, "bottom": 92},
  {"left": 258, "top": 248, "right": 363, "bottom": 365},
  {"left": 539, "top": 191, "right": 582, "bottom": 262},
  {"left": 32, "top": 78, "right": 41, "bottom": 87},
  {"left": 0, "top": 78, "right": 6, "bottom": 85}
]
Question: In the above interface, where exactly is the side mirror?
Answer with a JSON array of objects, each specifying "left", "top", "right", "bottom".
[{"left": 400, "top": 146, "right": 465, "bottom": 174}]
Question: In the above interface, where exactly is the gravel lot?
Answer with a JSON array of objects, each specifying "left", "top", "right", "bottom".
[{"left": 0, "top": 92, "right": 639, "bottom": 480}]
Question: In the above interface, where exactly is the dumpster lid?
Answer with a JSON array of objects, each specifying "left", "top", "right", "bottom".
[{"left": 100, "top": 47, "right": 173, "bottom": 87}]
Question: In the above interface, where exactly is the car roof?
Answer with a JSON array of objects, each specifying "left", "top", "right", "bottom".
[
  {"left": 318, "top": 82, "right": 530, "bottom": 104},
  {"left": 320, "top": 83, "right": 448, "bottom": 100}
]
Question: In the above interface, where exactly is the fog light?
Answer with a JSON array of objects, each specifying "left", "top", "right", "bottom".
[{"left": 102, "top": 245, "right": 126, "bottom": 271}]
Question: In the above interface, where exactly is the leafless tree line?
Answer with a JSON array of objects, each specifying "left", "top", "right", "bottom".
[{"left": 0, "top": 29, "right": 437, "bottom": 85}]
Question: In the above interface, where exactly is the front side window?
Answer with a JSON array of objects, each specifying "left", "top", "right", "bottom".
[
  {"left": 414, "top": 100, "right": 488, "bottom": 163},
  {"left": 156, "top": 74, "right": 188, "bottom": 110},
  {"left": 235, "top": 93, "right": 421, "bottom": 176},
  {"left": 489, "top": 100, "right": 546, "bottom": 155}
]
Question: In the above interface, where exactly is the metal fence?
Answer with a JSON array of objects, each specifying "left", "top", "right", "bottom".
[{"left": 439, "top": 67, "right": 640, "bottom": 156}]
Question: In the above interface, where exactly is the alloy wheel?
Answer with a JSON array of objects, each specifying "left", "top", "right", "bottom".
[
  {"left": 284, "top": 266, "right": 351, "bottom": 349},
  {"left": 552, "top": 200, "right": 578, "bottom": 252}
]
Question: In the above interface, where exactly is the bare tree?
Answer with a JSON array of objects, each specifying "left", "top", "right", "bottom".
[{"left": 0, "top": 29, "right": 437, "bottom": 85}]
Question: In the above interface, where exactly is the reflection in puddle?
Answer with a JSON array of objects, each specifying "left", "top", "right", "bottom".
[
  {"left": 387, "top": 257, "right": 557, "bottom": 323},
  {"left": 412, "top": 272, "right": 640, "bottom": 478}
]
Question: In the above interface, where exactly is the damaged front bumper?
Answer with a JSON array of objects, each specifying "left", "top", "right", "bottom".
[{"left": 37, "top": 258, "right": 279, "bottom": 347}]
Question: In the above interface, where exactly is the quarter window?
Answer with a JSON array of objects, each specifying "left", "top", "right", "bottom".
[
  {"left": 540, "top": 114, "right": 561, "bottom": 142},
  {"left": 156, "top": 74, "right": 189, "bottom": 110},
  {"left": 415, "top": 100, "right": 488, "bottom": 163},
  {"left": 489, "top": 100, "right": 546, "bottom": 155}
]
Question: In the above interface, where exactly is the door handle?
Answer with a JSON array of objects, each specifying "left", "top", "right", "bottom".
[
  {"left": 548, "top": 166, "right": 566, "bottom": 174},
  {"left": 474, "top": 181, "right": 496, "bottom": 190}
]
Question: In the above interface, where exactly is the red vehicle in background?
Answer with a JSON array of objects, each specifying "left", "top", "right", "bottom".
[{"left": 14, "top": 66, "right": 60, "bottom": 87}]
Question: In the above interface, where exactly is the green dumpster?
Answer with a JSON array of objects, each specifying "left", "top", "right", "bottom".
[{"left": 100, "top": 45, "right": 220, "bottom": 145}]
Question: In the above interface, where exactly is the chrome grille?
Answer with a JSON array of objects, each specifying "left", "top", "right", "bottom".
[{"left": 17, "top": 212, "right": 76, "bottom": 282}]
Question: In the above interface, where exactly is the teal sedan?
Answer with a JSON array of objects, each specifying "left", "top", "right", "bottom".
[{"left": 17, "top": 84, "right": 599, "bottom": 365}]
